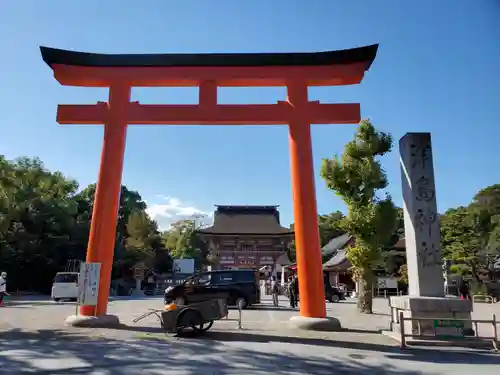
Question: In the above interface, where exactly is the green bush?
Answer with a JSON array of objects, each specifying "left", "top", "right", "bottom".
[{"left": 471, "top": 283, "right": 489, "bottom": 296}]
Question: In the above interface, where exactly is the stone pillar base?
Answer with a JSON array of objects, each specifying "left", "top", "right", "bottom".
[
  {"left": 289, "top": 316, "right": 342, "bottom": 331},
  {"left": 65, "top": 314, "right": 121, "bottom": 328},
  {"left": 384, "top": 296, "right": 474, "bottom": 342}
]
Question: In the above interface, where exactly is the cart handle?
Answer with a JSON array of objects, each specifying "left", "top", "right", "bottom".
[{"left": 133, "top": 309, "right": 164, "bottom": 324}]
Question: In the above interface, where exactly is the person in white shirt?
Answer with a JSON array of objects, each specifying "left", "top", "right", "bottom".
[{"left": 0, "top": 272, "right": 9, "bottom": 306}]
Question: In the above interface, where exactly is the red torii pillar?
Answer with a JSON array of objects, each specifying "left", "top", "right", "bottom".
[{"left": 40, "top": 45, "right": 378, "bottom": 322}]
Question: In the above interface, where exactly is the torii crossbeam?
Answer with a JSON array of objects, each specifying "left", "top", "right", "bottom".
[{"left": 41, "top": 44, "right": 378, "bottom": 321}]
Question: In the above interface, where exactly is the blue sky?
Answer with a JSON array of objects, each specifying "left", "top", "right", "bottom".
[{"left": 1, "top": 1, "right": 499, "bottom": 229}]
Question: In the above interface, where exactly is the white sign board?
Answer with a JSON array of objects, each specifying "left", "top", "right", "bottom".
[
  {"left": 494, "top": 258, "right": 500, "bottom": 270},
  {"left": 173, "top": 259, "right": 195, "bottom": 274},
  {"left": 377, "top": 276, "right": 398, "bottom": 289},
  {"left": 78, "top": 262, "right": 101, "bottom": 306}
]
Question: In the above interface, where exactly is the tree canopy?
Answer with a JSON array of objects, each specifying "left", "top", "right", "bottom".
[
  {"left": 162, "top": 216, "right": 209, "bottom": 270},
  {"left": 0, "top": 155, "right": 172, "bottom": 292},
  {"left": 321, "top": 119, "right": 398, "bottom": 313},
  {"left": 440, "top": 184, "right": 500, "bottom": 282}
]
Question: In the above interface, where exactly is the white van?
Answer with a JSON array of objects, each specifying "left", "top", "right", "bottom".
[{"left": 51, "top": 272, "right": 79, "bottom": 302}]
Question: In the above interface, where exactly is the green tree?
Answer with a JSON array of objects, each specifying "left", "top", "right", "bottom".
[
  {"left": 0, "top": 154, "right": 159, "bottom": 291},
  {"left": 287, "top": 211, "right": 345, "bottom": 262},
  {"left": 318, "top": 211, "right": 345, "bottom": 246},
  {"left": 0, "top": 156, "right": 84, "bottom": 292},
  {"left": 397, "top": 264, "right": 408, "bottom": 285},
  {"left": 441, "top": 184, "right": 500, "bottom": 282},
  {"left": 320, "top": 120, "right": 398, "bottom": 313},
  {"left": 163, "top": 217, "right": 209, "bottom": 270},
  {"left": 374, "top": 207, "right": 405, "bottom": 275},
  {"left": 75, "top": 183, "right": 149, "bottom": 271},
  {"left": 123, "top": 211, "right": 171, "bottom": 274},
  {"left": 470, "top": 184, "right": 500, "bottom": 260}
]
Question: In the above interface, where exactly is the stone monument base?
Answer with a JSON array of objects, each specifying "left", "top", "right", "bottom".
[
  {"left": 289, "top": 316, "right": 342, "bottom": 331},
  {"left": 383, "top": 296, "right": 474, "bottom": 343},
  {"left": 65, "top": 314, "right": 121, "bottom": 328}
]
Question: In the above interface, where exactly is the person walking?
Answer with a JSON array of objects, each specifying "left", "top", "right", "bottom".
[
  {"left": 293, "top": 274, "right": 299, "bottom": 308},
  {"left": 0, "top": 272, "right": 10, "bottom": 307},
  {"left": 459, "top": 279, "right": 470, "bottom": 300},
  {"left": 271, "top": 276, "right": 279, "bottom": 307},
  {"left": 287, "top": 276, "right": 296, "bottom": 308}
]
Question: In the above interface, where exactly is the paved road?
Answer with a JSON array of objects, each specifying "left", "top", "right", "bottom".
[{"left": 0, "top": 295, "right": 499, "bottom": 374}]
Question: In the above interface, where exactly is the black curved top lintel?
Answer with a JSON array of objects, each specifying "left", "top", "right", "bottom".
[{"left": 40, "top": 44, "right": 378, "bottom": 70}]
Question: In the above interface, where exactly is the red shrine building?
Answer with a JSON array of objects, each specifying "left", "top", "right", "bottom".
[{"left": 197, "top": 205, "right": 294, "bottom": 272}]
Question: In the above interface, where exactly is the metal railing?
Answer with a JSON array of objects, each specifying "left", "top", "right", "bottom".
[
  {"left": 398, "top": 311, "right": 498, "bottom": 350},
  {"left": 373, "top": 289, "right": 404, "bottom": 298},
  {"left": 472, "top": 294, "right": 495, "bottom": 304}
]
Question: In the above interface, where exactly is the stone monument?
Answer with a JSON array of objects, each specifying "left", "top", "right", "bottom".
[
  {"left": 386, "top": 132, "right": 473, "bottom": 340},
  {"left": 132, "top": 262, "right": 147, "bottom": 297}
]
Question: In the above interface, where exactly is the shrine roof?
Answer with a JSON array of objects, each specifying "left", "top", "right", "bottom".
[
  {"left": 322, "top": 233, "right": 353, "bottom": 257},
  {"left": 198, "top": 205, "right": 293, "bottom": 236},
  {"left": 322, "top": 234, "right": 406, "bottom": 270},
  {"left": 40, "top": 44, "right": 378, "bottom": 69}
]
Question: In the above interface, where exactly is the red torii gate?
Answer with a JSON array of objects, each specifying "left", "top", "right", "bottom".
[{"left": 40, "top": 44, "right": 378, "bottom": 321}]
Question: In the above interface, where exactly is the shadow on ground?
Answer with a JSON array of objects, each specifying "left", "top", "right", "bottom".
[
  {"left": 201, "top": 330, "right": 500, "bottom": 365},
  {"left": 4, "top": 300, "right": 66, "bottom": 307},
  {"left": 0, "top": 327, "right": 499, "bottom": 374}
]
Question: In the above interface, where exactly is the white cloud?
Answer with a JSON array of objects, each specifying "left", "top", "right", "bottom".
[{"left": 146, "top": 195, "right": 213, "bottom": 230}]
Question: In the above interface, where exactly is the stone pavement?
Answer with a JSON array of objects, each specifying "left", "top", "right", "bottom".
[{"left": 0, "top": 295, "right": 499, "bottom": 374}]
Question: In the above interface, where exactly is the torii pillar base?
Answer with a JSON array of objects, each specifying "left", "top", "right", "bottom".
[
  {"left": 289, "top": 316, "right": 342, "bottom": 332},
  {"left": 65, "top": 314, "right": 121, "bottom": 328}
]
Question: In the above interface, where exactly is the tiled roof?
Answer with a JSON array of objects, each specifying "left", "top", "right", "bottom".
[
  {"left": 285, "top": 234, "right": 405, "bottom": 270},
  {"left": 323, "top": 249, "right": 349, "bottom": 268},
  {"left": 321, "top": 234, "right": 352, "bottom": 268},
  {"left": 198, "top": 205, "right": 294, "bottom": 235},
  {"left": 321, "top": 233, "right": 352, "bottom": 256}
]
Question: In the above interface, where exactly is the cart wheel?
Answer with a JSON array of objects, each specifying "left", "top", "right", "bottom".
[
  {"left": 329, "top": 294, "right": 340, "bottom": 303},
  {"left": 193, "top": 320, "right": 214, "bottom": 333},
  {"left": 175, "top": 308, "right": 203, "bottom": 335}
]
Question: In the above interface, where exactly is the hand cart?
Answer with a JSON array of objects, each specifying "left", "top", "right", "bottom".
[{"left": 133, "top": 298, "right": 228, "bottom": 336}]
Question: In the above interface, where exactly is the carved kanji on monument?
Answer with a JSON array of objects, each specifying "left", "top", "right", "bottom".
[{"left": 400, "top": 133, "right": 444, "bottom": 297}]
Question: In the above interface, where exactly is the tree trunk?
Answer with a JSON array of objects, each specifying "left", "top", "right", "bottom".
[
  {"left": 470, "top": 263, "right": 482, "bottom": 285},
  {"left": 357, "top": 269, "right": 374, "bottom": 314}
]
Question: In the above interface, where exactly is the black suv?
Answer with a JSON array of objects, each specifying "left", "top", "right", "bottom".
[{"left": 164, "top": 269, "right": 260, "bottom": 309}]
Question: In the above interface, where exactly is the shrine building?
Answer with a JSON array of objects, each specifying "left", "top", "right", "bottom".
[{"left": 197, "top": 205, "right": 294, "bottom": 273}]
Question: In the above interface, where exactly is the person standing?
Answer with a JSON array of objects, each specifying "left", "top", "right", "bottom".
[
  {"left": 0, "top": 272, "right": 10, "bottom": 307},
  {"left": 287, "top": 276, "right": 296, "bottom": 308},
  {"left": 271, "top": 276, "right": 279, "bottom": 307},
  {"left": 293, "top": 274, "right": 299, "bottom": 308}
]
